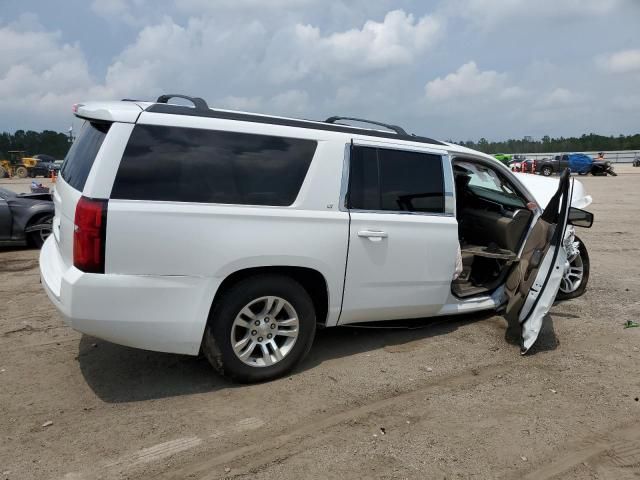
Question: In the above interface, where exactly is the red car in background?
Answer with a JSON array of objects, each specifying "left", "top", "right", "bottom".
[{"left": 511, "top": 158, "right": 536, "bottom": 173}]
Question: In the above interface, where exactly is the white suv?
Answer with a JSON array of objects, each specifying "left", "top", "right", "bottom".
[{"left": 40, "top": 94, "right": 593, "bottom": 382}]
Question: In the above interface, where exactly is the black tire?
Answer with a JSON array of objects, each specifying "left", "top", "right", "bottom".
[
  {"left": 0, "top": 166, "right": 6, "bottom": 178},
  {"left": 556, "top": 236, "right": 590, "bottom": 301},
  {"left": 202, "top": 274, "right": 316, "bottom": 383},
  {"left": 541, "top": 166, "right": 553, "bottom": 176},
  {"left": 15, "top": 166, "right": 29, "bottom": 178},
  {"left": 27, "top": 214, "right": 53, "bottom": 248}
]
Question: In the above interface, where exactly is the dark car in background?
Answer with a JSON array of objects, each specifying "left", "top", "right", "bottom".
[
  {"left": 30, "top": 154, "right": 61, "bottom": 178},
  {"left": 0, "top": 187, "right": 53, "bottom": 247}
]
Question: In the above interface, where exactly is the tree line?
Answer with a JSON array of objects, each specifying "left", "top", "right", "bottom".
[
  {"left": 455, "top": 133, "right": 640, "bottom": 154},
  {"left": 0, "top": 130, "right": 72, "bottom": 160},
  {"left": 2, "top": 129, "right": 640, "bottom": 160}
]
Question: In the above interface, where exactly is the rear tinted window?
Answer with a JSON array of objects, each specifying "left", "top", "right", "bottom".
[
  {"left": 61, "top": 122, "right": 110, "bottom": 191},
  {"left": 111, "top": 125, "right": 317, "bottom": 206},
  {"left": 348, "top": 146, "right": 444, "bottom": 213}
]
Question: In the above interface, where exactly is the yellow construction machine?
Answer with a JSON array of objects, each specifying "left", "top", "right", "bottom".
[{"left": 0, "top": 151, "right": 38, "bottom": 178}]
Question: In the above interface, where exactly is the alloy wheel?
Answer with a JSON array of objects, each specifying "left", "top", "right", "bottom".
[
  {"left": 559, "top": 251, "right": 584, "bottom": 294},
  {"left": 230, "top": 296, "right": 299, "bottom": 367}
]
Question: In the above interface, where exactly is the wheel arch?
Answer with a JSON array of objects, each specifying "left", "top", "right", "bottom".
[
  {"left": 10, "top": 204, "right": 53, "bottom": 240},
  {"left": 208, "top": 266, "right": 330, "bottom": 328}
]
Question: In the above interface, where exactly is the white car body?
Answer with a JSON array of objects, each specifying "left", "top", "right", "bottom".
[{"left": 40, "top": 98, "right": 589, "bottom": 362}]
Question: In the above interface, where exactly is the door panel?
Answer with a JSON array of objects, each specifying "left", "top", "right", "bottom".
[
  {"left": 340, "top": 212, "right": 458, "bottom": 323},
  {"left": 504, "top": 169, "right": 572, "bottom": 352},
  {"left": 339, "top": 142, "right": 457, "bottom": 324}
]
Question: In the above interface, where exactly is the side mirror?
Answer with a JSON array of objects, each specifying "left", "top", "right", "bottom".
[{"left": 568, "top": 207, "right": 594, "bottom": 228}]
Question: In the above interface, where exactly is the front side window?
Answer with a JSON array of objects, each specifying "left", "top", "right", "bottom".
[
  {"left": 348, "top": 146, "right": 445, "bottom": 214},
  {"left": 111, "top": 125, "right": 317, "bottom": 206}
]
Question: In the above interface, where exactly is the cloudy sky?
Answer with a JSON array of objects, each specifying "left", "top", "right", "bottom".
[{"left": 1, "top": 0, "right": 639, "bottom": 140}]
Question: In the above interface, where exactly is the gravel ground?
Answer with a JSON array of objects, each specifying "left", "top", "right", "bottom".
[{"left": 1, "top": 166, "right": 639, "bottom": 480}]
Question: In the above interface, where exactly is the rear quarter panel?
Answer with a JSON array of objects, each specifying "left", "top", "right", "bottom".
[{"left": 104, "top": 119, "right": 350, "bottom": 327}]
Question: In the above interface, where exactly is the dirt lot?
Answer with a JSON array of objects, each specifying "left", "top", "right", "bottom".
[{"left": 1, "top": 167, "right": 639, "bottom": 480}]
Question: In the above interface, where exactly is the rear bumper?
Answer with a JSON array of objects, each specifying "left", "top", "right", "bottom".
[{"left": 39, "top": 237, "right": 217, "bottom": 355}]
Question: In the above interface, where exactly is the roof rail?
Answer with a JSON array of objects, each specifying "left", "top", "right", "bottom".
[
  {"left": 324, "top": 116, "right": 408, "bottom": 136},
  {"left": 156, "top": 94, "right": 209, "bottom": 111}
]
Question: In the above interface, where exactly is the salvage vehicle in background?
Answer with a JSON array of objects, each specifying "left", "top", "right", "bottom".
[
  {"left": 633, "top": 156, "right": 640, "bottom": 167},
  {"left": 536, "top": 154, "right": 593, "bottom": 176},
  {"left": 510, "top": 157, "right": 534, "bottom": 173},
  {"left": 589, "top": 158, "right": 617, "bottom": 176},
  {"left": 40, "top": 95, "right": 594, "bottom": 382},
  {"left": 0, "top": 187, "right": 53, "bottom": 247},
  {"left": 31, "top": 154, "right": 61, "bottom": 178}
]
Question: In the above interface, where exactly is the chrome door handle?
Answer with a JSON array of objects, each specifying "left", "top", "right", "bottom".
[{"left": 357, "top": 230, "right": 388, "bottom": 242}]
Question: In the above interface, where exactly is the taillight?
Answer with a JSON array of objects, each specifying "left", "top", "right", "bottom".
[{"left": 73, "top": 196, "right": 108, "bottom": 273}]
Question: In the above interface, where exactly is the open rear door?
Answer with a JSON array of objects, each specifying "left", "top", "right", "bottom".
[{"left": 504, "top": 169, "right": 572, "bottom": 353}]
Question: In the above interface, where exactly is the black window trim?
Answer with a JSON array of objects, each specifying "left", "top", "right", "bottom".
[{"left": 341, "top": 141, "right": 454, "bottom": 217}]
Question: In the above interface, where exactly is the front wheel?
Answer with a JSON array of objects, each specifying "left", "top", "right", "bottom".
[
  {"left": 557, "top": 236, "right": 590, "bottom": 301},
  {"left": 202, "top": 275, "right": 316, "bottom": 383},
  {"left": 15, "top": 166, "right": 29, "bottom": 178}
]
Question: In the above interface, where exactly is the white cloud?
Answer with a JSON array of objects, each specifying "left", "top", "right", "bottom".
[
  {"left": 597, "top": 49, "right": 640, "bottom": 73},
  {"left": 293, "top": 10, "right": 442, "bottom": 72},
  {"left": 447, "top": 0, "right": 628, "bottom": 27},
  {"left": 537, "top": 88, "right": 587, "bottom": 108},
  {"left": 0, "top": 17, "right": 113, "bottom": 129},
  {"left": 424, "top": 62, "right": 509, "bottom": 101}
]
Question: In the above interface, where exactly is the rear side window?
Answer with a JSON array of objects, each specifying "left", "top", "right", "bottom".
[
  {"left": 61, "top": 122, "right": 110, "bottom": 191},
  {"left": 348, "top": 146, "right": 445, "bottom": 213},
  {"left": 111, "top": 125, "right": 317, "bottom": 206}
]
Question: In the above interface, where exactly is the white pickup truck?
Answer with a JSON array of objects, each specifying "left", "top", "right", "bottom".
[{"left": 40, "top": 94, "right": 593, "bottom": 382}]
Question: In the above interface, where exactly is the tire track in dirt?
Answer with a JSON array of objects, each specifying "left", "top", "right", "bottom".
[
  {"left": 151, "top": 328, "right": 640, "bottom": 480},
  {"left": 511, "top": 424, "right": 640, "bottom": 480},
  {"left": 156, "top": 361, "right": 527, "bottom": 480},
  {"left": 63, "top": 417, "right": 266, "bottom": 479}
]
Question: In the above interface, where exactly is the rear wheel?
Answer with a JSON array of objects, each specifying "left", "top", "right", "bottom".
[
  {"left": 541, "top": 166, "right": 553, "bottom": 176},
  {"left": 557, "top": 236, "right": 589, "bottom": 301},
  {"left": 0, "top": 166, "right": 6, "bottom": 178},
  {"left": 15, "top": 166, "right": 29, "bottom": 178},
  {"left": 202, "top": 275, "right": 316, "bottom": 382}
]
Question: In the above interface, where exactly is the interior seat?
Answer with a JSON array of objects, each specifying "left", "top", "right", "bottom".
[{"left": 459, "top": 208, "right": 531, "bottom": 252}]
